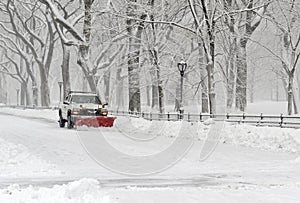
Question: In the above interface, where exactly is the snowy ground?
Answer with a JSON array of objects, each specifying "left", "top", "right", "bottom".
[
  {"left": 0, "top": 107, "right": 300, "bottom": 202},
  {"left": 247, "top": 101, "right": 289, "bottom": 115},
  {"left": 116, "top": 100, "right": 291, "bottom": 115}
]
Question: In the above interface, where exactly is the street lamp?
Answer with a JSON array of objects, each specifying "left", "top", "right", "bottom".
[
  {"left": 58, "top": 82, "right": 63, "bottom": 102},
  {"left": 16, "top": 89, "right": 20, "bottom": 106},
  {"left": 177, "top": 60, "right": 187, "bottom": 117}
]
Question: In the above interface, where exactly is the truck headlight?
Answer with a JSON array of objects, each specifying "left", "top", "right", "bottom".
[{"left": 72, "top": 108, "right": 79, "bottom": 115}]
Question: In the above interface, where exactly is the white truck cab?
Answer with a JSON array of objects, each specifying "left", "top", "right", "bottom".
[{"left": 58, "top": 91, "right": 108, "bottom": 129}]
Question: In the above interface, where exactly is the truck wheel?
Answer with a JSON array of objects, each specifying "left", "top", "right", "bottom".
[
  {"left": 59, "top": 117, "right": 65, "bottom": 128},
  {"left": 67, "top": 115, "right": 73, "bottom": 129},
  {"left": 58, "top": 110, "right": 65, "bottom": 128}
]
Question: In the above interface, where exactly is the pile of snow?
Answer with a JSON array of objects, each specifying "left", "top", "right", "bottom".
[
  {"left": 0, "top": 107, "right": 57, "bottom": 122},
  {"left": 130, "top": 117, "right": 300, "bottom": 153},
  {"left": 122, "top": 117, "right": 300, "bottom": 154},
  {"left": 222, "top": 124, "right": 300, "bottom": 153},
  {"left": 0, "top": 178, "right": 111, "bottom": 203},
  {"left": 0, "top": 137, "right": 61, "bottom": 178},
  {"left": 115, "top": 117, "right": 182, "bottom": 138}
]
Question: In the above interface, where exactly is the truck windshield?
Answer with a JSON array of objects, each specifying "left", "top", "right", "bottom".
[{"left": 71, "top": 95, "right": 101, "bottom": 104}]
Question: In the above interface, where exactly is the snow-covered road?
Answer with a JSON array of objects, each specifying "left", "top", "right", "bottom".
[
  {"left": 0, "top": 110, "right": 300, "bottom": 202},
  {"left": 0, "top": 113, "right": 120, "bottom": 180}
]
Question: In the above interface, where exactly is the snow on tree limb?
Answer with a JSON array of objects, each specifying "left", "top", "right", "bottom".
[
  {"left": 53, "top": 20, "right": 78, "bottom": 46},
  {"left": 111, "top": 12, "right": 196, "bottom": 34},
  {"left": 38, "top": 0, "right": 85, "bottom": 42}
]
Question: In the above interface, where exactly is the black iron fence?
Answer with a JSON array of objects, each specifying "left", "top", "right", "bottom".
[
  {"left": 1, "top": 105, "right": 300, "bottom": 129},
  {"left": 109, "top": 110, "right": 300, "bottom": 129}
]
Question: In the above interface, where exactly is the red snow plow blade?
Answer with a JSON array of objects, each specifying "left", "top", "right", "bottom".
[{"left": 75, "top": 116, "right": 116, "bottom": 127}]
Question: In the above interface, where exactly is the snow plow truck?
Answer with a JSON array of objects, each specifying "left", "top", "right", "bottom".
[{"left": 58, "top": 91, "right": 116, "bottom": 128}]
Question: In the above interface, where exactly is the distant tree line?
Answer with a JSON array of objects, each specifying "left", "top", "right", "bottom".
[{"left": 0, "top": 0, "right": 299, "bottom": 115}]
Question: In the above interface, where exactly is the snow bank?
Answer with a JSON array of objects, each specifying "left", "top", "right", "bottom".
[
  {"left": 131, "top": 116, "right": 300, "bottom": 153},
  {"left": 222, "top": 124, "right": 300, "bottom": 153},
  {"left": 0, "top": 178, "right": 111, "bottom": 203},
  {"left": 122, "top": 117, "right": 300, "bottom": 154},
  {"left": 0, "top": 137, "right": 61, "bottom": 178}
]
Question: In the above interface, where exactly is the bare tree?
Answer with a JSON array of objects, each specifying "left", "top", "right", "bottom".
[
  {"left": 1, "top": 0, "right": 57, "bottom": 106},
  {"left": 39, "top": 0, "right": 123, "bottom": 103},
  {"left": 0, "top": 72, "right": 8, "bottom": 104},
  {"left": 126, "top": 0, "right": 148, "bottom": 112},
  {"left": 188, "top": 0, "right": 219, "bottom": 114},
  {"left": 234, "top": 0, "right": 270, "bottom": 111},
  {"left": 265, "top": 0, "right": 300, "bottom": 115},
  {"left": 51, "top": 0, "right": 83, "bottom": 99},
  {"left": 0, "top": 21, "right": 38, "bottom": 106}
]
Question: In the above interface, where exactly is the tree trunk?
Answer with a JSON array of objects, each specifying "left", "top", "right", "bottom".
[
  {"left": 293, "top": 94, "right": 298, "bottom": 114},
  {"left": 116, "top": 68, "right": 124, "bottom": 109},
  {"left": 174, "top": 82, "right": 180, "bottom": 112},
  {"left": 207, "top": 62, "right": 216, "bottom": 114},
  {"left": 234, "top": 0, "right": 266, "bottom": 111},
  {"left": 20, "top": 82, "right": 25, "bottom": 106},
  {"left": 126, "top": 1, "right": 144, "bottom": 112},
  {"left": 287, "top": 73, "right": 294, "bottom": 115},
  {"left": 297, "top": 71, "right": 300, "bottom": 102},
  {"left": 77, "top": 1, "right": 97, "bottom": 95},
  {"left": 146, "top": 85, "right": 150, "bottom": 106},
  {"left": 224, "top": 0, "right": 236, "bottom": 110},
  {"left": 202, "top": 92, "right": 209, "bottom": 113},
  {"left": 104, "top": 70, "right": 110, "bottom": 103},
  {"left": 32, "top": 81, "right": 38, "bottom": 107},
  {"left": 0, "top": 75, "right": 3, "bottom": 103},
  {"left": 236, "top": 43, "right": 247, "bottom": 111},
  {"left": 85, "top": 71, "right": 97, "bottom": 92},
  {"left": 198, "top": 45, "right": 209, "bottom": 113},
  {"left": 151, "top": 51, "right": 164, "bottom": 113},
  {"left": 127, "top": 25, "right": 141, "bottom": 112},
  {"left": 152, "top": 85, "right": 158, "bottom": 108},
  {"left": 23, "top": 53, "right": 37, "bottom": 106},
  {"left": 226, "top": 48, "right": 236, "bottom": 110},
  {"left": 128, "top": 56, "right": 141, "bottom": 112},
  {"left": 157, "top": 78, "right": 164, "bottom": 113},
  {"left": 227, "top": 69, "right": 235, "bottom": 109},
  {"left": 61, "top": 44, "right": 71, "bottom": 99},
  {"left": 293, "top": 75, "right": 300, "bottom": 114},
  {"left": 39, "top": 65, "right": 50, "bottom": 107},
  {"left": 25, "top": 85, "right": 30, "bottom": 106},
  {"left": 20, "top": 81, "right": 30, "bottom": 106},
  {"left": 281, "top": 77, "right": 288, "bottom": 100},
  {"left": 148, "top": 1, "right": 164, "bottom": 113}
]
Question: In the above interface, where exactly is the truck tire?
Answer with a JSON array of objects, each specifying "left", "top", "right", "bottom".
[
  {"left": 59, "top": 117, "right": 65, "bottom": 128},
  {"left": 58, "top": 110, "right": 65, "bottom": 128},
  {"left": 67, "top": 115, "right": 73, "bottom": 129}
]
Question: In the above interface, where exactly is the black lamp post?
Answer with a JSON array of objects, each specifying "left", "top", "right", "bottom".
[
  {"left": 58, "top": 82, "right": 63, "bottom": 102},
  {"left": 177, "top": 61, "right": 187, "bottom": 115},
  {"left": 16, "top": 89, "right": 20, "bottom": 106}
]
